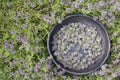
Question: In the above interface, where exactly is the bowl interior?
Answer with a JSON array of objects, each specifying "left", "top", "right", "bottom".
[{"left": 47, "top": 14, "right": 110, "bottom": 75}]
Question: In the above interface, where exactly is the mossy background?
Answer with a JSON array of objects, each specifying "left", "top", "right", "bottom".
[{"left": 0, "top": 0, "right": 120, "bottom": 80}]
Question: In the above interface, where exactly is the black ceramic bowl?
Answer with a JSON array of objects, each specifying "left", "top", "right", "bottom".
[{"left": 47, "top": 14, "right": 110, "bottom": 75}]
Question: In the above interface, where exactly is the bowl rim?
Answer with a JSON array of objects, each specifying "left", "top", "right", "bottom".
[{"left": 47, "top": 14, "right": 111, "bottom": 75}]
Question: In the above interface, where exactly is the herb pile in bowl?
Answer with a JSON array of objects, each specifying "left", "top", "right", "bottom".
[{"left": 52, "top": 22, "right": 102, "bottom": 70}]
